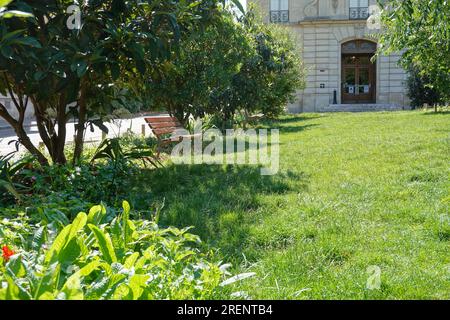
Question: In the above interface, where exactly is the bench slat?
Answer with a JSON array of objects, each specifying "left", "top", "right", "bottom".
[
  {"left": 153, "top": 128, "right": 179, "bottom": 135},
  {"left": 149, "top": 122, "right": 180, "bottom": 129},
  {"left": 145, "top": 117, "right": 181, "bottom": 124},
  {"left": 144, "top": 116, "right": 185, "bottom": 141}
]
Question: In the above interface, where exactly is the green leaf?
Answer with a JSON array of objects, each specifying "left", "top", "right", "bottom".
[
  {"left": 0, "top": 0, "right": 13, "bottom": 7},
  {"left": 45, "top": 226, "right": 70, "bottom": 264},
  {"left": 6, "top": 255, "right": 26, "bottom": 278},
  {"left": 0, "top": 179, "right": 21, "bottom": 200},
  {"left": 32, "top": 226, "right": 47, "bottom": 251},
  {"left": 0, "top": 45, "right": 13, "bottom": 59},
  {"left": 135, "top": 59, "right": 146, "bottom": 74},
  {"left": 4, "top": 277, "right": 20, "bottom": 300},
  {"left": 128, "top": 274, "right": 149, "bottom": 299},
  {"left": 71, "top": 60, "right": 88, "bottom": 78},
  {"left": 60, "top": 274, "right": 83, "bottom": 300},
  {"left": 122, "top": 200, "right": 131, "bottom": 246},
  {"left": 37, "top": 292, "right": 55, "bottom": 300},
  {"left": 124, "top": 252, "right": 139, "bottom": 269},
  {"left": 110, "top": 63, "right": 120, "bottom": 80},
  {"left": 1, "top": 29, "right": 25, "bottom": 41},
  {"left": 33, "top": 71, "right": 46, "bottom": 81},
  {"left": 230, "top": 0, "right": 245, "bottom": 15},
  {"left": 87, "top": 204, "right": 106, "bottom": 225},
  {"left": 88, "top": 224, "right": 117, "bottom": 263},
  {"left": 13, "top": 36, "right": 41, "bottom": 48},
  {"left": 65, "top": 212, "right": 87, "bottom": 249},
  {"left": 0, "top": 10, "right": 34, "bottom": 18},
  {"left": 45, "top": 212, "right": 87, "bottom": 264},
  {"left": 166, "top": 13, "right": 180, "bottom": 42}
]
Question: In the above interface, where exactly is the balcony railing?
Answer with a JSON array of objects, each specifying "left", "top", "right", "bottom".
[
  {"left": 349, "top": 7, "right": 369, "bottom": 20},
  {"left": 270, "top": 10, "right": 289, "bottom": 23}
]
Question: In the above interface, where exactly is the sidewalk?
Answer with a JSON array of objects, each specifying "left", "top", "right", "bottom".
[{"left": 0, "top": 113, "right": 168, "bottom": 156}]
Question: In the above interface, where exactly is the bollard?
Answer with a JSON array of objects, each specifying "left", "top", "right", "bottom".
[{"left": 141, "top": 124, "right": 146, "bottom": 137}]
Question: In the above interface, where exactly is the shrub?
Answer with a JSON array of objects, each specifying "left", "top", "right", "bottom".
[
  {"left": 151, "top": 6, "right": 305, "bottom": 129},
  {"left": 0, "top": 151, "right": 34, "bottom": 205},
  {"left": 1, "top": 136, "right": 160, "bottom": 209},
  {"left": 406, "top": 67, "right": 442, "bottom": 109},
  {"left": 0, "top": 201, "right": 237, "bottom": 300}
]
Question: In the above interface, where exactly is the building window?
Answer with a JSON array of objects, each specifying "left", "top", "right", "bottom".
[
  {"left": 270, "top": 0, "right": 289, "bottom": 23},
  {"left": 349, "top": 0, "right": 369, "bottom": 20}
]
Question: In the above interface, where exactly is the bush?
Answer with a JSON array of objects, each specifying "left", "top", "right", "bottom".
[
  {"left": 406, "top": 67, "right": 442, "bottom": 109},
  {"left": 150, "top": 7, "right": 305, "bottom": 129},
  {"left": 0, "top": 201, "right": 240, "bottom": 300},
  {"left": 1, "top": 136, "right": 160, "bottom": 209}
]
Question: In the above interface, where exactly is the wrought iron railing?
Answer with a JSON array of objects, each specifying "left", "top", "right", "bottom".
[
  {"left": 349, "top": 7, "right": 369, "bottom": 20},
  {"left": 270, "top": 10, "right": 289, "bottom": 23}
]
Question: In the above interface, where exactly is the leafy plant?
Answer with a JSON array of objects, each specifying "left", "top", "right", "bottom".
[
  {"left": 151, "top": 6, "right": 304, "bottom": 129},
  {"left": 0, "top": 0, "right": 222, "bottom": 165},
  {"left": 91, "top": 137, "right": 161, "bottom": 169},
  {"left": 406, "top": 66, "right": 443, "bottom": 109},
  {"left": 0, "top": 201, "right": 249, "bottom": 300},
  {"left": 378, "top": 0, "right": 450, "bottom": 102},
  {"left": 0, "top": 150, "right": 34, "bottom": 204},
  {"left": 0, "top": 0, "right": 32, "bottom": 19}
]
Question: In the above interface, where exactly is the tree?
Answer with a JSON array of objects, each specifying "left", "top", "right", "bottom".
[
  {"left": 0, "top": 0, "right": 220, "bottom": 165},
  {"left": 377, "top": 0, "right": 450, "bottom": 102},
  {"left": 232, "top": 8, "right": 305, "bottom": 120},
  {"left": 150, "top": 5, "right": 305, "bottom": 129},
  {"left": 406, "top": 66, "right": 442, "bottom": 109},
  {"left": 151, "top": 7, "right": 253, "bottom": 126}
]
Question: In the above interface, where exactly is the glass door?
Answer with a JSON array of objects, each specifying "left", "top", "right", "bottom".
[{"left": 341, "top": 54, "right": 376, "bottom": 103}]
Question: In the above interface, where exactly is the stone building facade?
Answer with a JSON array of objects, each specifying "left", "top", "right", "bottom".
[{"left": 249, "top": 0, "right": 410, "bottom": 113}]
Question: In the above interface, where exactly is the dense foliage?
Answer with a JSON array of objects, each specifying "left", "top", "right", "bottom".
[
  {"left": 406, "top": 67, "right": 442, "bottom": 109},
  {"left": 378, "top": 0, "right": 450, "bottom": 102},
  {"left": 0, "top": 0, "right": 305, "bottom": 301},
  {"left": 0, "top": 134, "right": 159, "bottom": 208},
  {"left": 151, "top": 7, "right": 305, "bottom": 128},
  {"left": 0, "top": 0, "right": 221, "bottom": 165},
  {"left": 0, "top": 201, "right": 232, "bottom": 300}
]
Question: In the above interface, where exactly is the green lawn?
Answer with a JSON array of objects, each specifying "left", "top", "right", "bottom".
[{"left": 137, "top": 111, "right": 450, "bottom": 299}]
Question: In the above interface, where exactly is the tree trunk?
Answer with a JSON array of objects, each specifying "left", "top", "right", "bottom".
[
  {"left": 15, "top": 125, "right": 49, "bottom": 166},
  {"left": 54, "top": 93, "right": 67, "bottom": 164},
  {"left": 73, "top": 80, "right": 87, "bottom": 164},
  {"left": 0, "top": 104, "right": 48, "bottom": 166},
  {"left": 30, "top": 97, "right": 54, "bottom": 158}
]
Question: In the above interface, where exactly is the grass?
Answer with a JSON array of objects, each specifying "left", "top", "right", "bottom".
[{"left": 134, "top": 110, "right": 450, "bottom": 299}]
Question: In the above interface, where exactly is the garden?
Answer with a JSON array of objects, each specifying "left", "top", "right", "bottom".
[{"left": 0, "top": 0, "right": 449, "bottom": 300}]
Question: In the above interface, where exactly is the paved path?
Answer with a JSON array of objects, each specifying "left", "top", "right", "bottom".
[{"left": 0, "top": 116, "right": 160, "bottom": 157}]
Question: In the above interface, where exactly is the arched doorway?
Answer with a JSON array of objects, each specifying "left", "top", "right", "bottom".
[{"left": 341, "top": 40, "right": 377, "bottom": 104}]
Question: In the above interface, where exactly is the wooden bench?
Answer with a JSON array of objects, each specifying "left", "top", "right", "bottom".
[
  {"left": 144, "top": 116, "right": 194, "bottom": 155},
  {"left": 145, "top": 116, "right": 183, "bottom": 141}
]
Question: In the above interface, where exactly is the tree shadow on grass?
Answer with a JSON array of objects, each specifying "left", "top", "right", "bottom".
[
  {"left": 255, "top": 114, "right": 325, "bottom": 128},
  {"left": 277, "top": 123, "right": 319, "bottom": 134},
  {"left": 132, "top": 164, "right": 309, "bottom": 258},
  {"left": 421, "top": 110, "right": 450, "bottom": 115},
  {"left": 274, "top": 114, "right": 326, "bottom": 124}
]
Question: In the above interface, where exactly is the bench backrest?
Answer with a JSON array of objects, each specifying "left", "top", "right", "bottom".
[{"left": 144, "top": 116, "right": 183, "bottom": 138}]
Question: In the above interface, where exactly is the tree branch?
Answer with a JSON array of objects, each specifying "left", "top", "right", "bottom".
[{"left": 2, "top": 73, "right": 22, "bottom": 114}]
